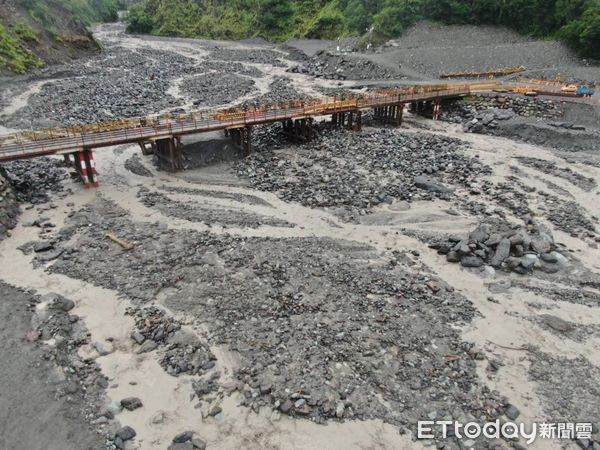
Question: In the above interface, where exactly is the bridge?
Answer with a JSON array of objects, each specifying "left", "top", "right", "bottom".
[{"left": 0, "top": 81, "right": 553, "bottom": 187}]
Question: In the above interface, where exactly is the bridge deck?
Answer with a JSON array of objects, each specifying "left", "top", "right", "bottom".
[{"left": 0, "top": 84, "right": 479, "bottom": 162}]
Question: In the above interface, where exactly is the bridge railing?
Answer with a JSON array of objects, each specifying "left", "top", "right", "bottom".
[{"left": 0, "top": 84, "right": 477, "bottom": 160}]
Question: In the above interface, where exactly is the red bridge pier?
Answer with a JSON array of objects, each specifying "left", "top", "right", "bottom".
[{"left": 63, "top": 149, "right": 99, "bottom": 188}]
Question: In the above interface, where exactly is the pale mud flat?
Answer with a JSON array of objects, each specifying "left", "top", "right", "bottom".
[
  {"left": 0, "top": 146, "right": 421, "bottom": 450},
  {"left": 1, "top": 114, "right": 598, "bottom": 449},
  {"left": 1, "top": 24, "right": 599, "bottom": 450}
]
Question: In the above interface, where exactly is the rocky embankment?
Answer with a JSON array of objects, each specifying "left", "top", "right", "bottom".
[
  {"left": 0, "top": 169, "right": 18, "bottom": 240},
  {"left": 444, "top": 93, "right": 563, "bottom": 129},
  {"left": 0, "top": 158, "right": 67, "bottom": 241}
]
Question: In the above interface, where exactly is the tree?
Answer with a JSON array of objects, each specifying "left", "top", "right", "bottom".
[
  {"left": 126, "top": 5, "right": 154, "bottom": 34},
  {"left": 344, "top": 0, "right": 370, "bottom": 33},
  {"left": 308, "top": 9, "right": 347, "bottom": 38},
  {"left": 256, "top": 0, "right": 294, "bottom": 38},
  {"left": 559, "top": 0, "right": 600, "bottom": 57},
  {"left": 373, "top": 0, "right": 423, "bottom": 37}
]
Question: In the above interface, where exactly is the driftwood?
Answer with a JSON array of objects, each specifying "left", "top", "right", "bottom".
[{"left": 105, "top": 232, "right": 134, "bottom": 251}]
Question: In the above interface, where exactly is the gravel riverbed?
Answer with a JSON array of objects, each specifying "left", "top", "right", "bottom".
[{"left": 0, "top": 20, "right": 599, "bottom": 450}]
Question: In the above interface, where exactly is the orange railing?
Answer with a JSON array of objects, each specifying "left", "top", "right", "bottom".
[{"left": 0, "top": 83, "right": 482, "bottom": 161}]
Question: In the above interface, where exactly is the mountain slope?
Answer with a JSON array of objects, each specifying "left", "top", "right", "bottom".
[
  {"left": 126, "top": 0, "right": 600, "bottom": 59},
  {"left": 0, "top": 0, "right": 103, "bottom": 74}
]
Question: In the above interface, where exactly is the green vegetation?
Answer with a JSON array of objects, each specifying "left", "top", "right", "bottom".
[
  {"left": 0, "top": 0, "right": 124, "bottom": 74},
  {"left": 19, "top": 0, "right": 124, "bottom": 26},
  {"left": 126, "top": 0, "right": 600, "bottom": 58},
  {"left": 0, "top": 22, "right": 43, "bottom": 73}
]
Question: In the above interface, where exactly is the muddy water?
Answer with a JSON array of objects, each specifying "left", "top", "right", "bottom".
[
  {"left": 99, "top": 117, "right": 600, "bottom": 450},
  {"left": 4, "top": 119, "right": 597, "bottom": 448},
  {"left": 0, "top": 147, "right": 425, "bottom": 449},
  {"left": 1, "top": 24, "right": 599, "bottom": 450},
  {"left": 2, "top": 119, "right": 599, "bottom": 448}
]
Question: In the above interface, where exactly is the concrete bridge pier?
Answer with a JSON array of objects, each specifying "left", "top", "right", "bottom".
[
  {"left": 354, "top": 110, "right": 362, "bottom": 131},
  {"left": 432, "top": 98, "right": 442, "bottom": 120},
  {"left": 242, "top": 126, "right": 252, "bottom": 156},
  {"left": 154, "top": 137, "right": 183, "bottom": 172}
]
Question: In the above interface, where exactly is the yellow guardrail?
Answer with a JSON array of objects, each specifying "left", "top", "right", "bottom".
[{"left": 0, "top": 80, "right": 575, "bottom": 156}]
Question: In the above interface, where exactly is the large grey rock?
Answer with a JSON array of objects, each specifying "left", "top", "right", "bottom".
[
  {"left": 413, "top": 176, "right": 453, "bottom": 194},
  {"left": 521, "top": 254, "right": 538, "bottom": 269},
  {"left": 504, "top": 404, "right": 520, "bottom": 420},
  {"left": 461, "top": 256, "right": 484, "bottom": 268},
  {"left": 191, "top": 438, "right": 207, "bottom": 449},
  {"left": 121, "top": 397, "right": 143, "bottom": 411},
  {"left": 540, "top": 314, "right": 574, "bottom": 333},
  {"left": 115, "top": 426, "right": 136, "bottom": 441},
  {"left": 490, "top": 238, "right": 511, "bottom": 267},
  {"left": 173, "top": 431, "right": 193, "bottom": 443},
  {"left": 33, "top": 241, "right": 54, "bottom": 252},
  {"left": 168, "top": 444, "right": 194, "bottom": 450},
  {"left": 136, "top": 339, "right": 158, "bottom": 354},
  {"left": 531, "top": 238, "right": 551, "bottom": 254},
  {"left": 44, "top": 293, "right": 75, "bottom": 312}
]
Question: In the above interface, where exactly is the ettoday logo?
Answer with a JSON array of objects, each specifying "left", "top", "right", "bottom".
[{"left": 417, "top": 420, "right": 594, "bottom": 444}]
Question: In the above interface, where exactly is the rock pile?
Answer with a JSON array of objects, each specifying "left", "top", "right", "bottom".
[
  {"left": 235, "top": 127, "right": 491, "bottom": 218},
  {"left": 0, "top": 169, "right": 19, "bottom": 240},
  {"left": 240, "top": 76, "right": 304, "bottom": 108},
  {"left": 138, "top": 189, "right": 294, "bottom": 228},
  {"left": 124, "top": 154, "right": 153, "bottom": 177},
  {"left": 49, "top": 198, "right": 505, "bottom": 437},
  {"left": 429, "top": 219, "right": 567, "bottom": 274},
  {"left": 29, "top": 291, "right": 113, "bottom": 441},
  {"left": 444, "top": 93, "right": 563, "bottom": 124},
  {"left": 167, "top": 431, "right": 207, "bottom": 450},
  {"left": 516, "top": 156, "right": 596, "bottom": 191},
  {"left": 460, "top": 108, "right": 516, "bottom": 133},
  {"left": 208, "top": 47, "right": 286, "bottom": 67},
  {"left": 548, "top": 121, "right": 587, "bottom": 131},
  {"left": 127, "top": 306, "right": 216, "bottom": 377},
  {"left": 3, "top": 47, "right": 196, "bottom": 128},
  {"left": 1, "top": 158, "right": 66, "bottom": 204},
  {"left": 127, "top": 306, "right": 181, "bottom": 348},
  {"left": 182, "top": 73, "right": 257, "bottom": 107},
  {"left": 196, "top": 60, "right": 264, "bottom": 78},
  {"left": 287, "top": 51, "right": 399, "bottom": 80}
]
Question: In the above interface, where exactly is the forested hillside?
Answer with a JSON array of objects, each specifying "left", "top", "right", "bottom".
[
  {"left": 126, "top": 0, "right": 600, "bottom": 58},
  {"left": 0, "top": 0, "right": 122, "bottom": 74}
]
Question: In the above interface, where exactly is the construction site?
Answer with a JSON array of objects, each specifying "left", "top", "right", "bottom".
[{"left": 0, "top": 20, "right": 599, "bottom": 450}]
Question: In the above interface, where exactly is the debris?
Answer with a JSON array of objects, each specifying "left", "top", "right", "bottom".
[{"left": 105, "top": 233, "right": 134, "bottom": 250}]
